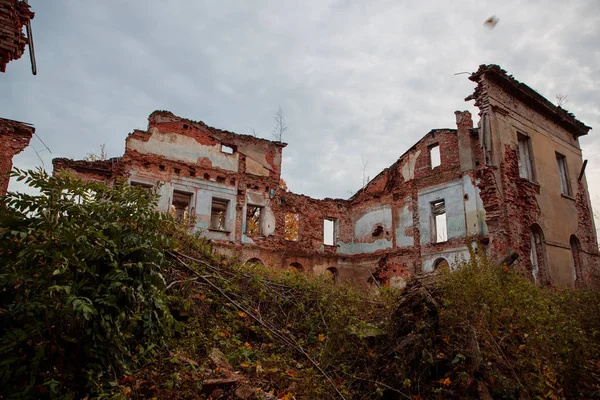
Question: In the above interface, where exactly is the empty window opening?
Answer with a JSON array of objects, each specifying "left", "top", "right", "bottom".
[
  {"left": 570, "top": 235, "right": 582, "bottom": 284},
  {"left": 517, "top": 133, "right": 535, "bottom": 180},
  {"left": 159, "top": 165, "right": 166, "bottom": 171},
  {"left": 246, "top": 205, "right": 262, "bottom": 236},
  {"left": 203, "top": 173, "right": 210, "bottom": 180},
  {"left": 285, "top": 213, "right": 299, "bottom": 241},
  {"left": 324, "top": 267, "right": 339, "bottom": 284},
  {"left": 289, "top": 262, "right": 304, "bottom": 273},
  {"left": 229, "top": 178, "right": 236, "bottom": 185},
  {"left": 431, "top": 200, "right": 447, "bottom": 243},
  {"left": 323, "top": 218, "right": 337, "bottom": 246},
  {"left": 171, "top": 191, "right": 192, "bottom": 224},
  {"left": 221, "top": 144, "right": 234, "bottom": 154},
  {"left": 210, "top": 198, "right": 229, "bottom": 231},
  {"left": 530, "top": 224, "right": 546, "bottom": 284},
  {"left": 216, "top": 176, "right": 226, "bottom": 183},
  {"left": 556, "top": 153, "right": 572, "bottom": 196},
  {"left": 434, "top": 258, "right": 450, "bottom": 271},
  {"left": 430, "top": 144, "right": 441, "bottom": 168},
  {"left": 183, "top": 124, "right": 188, "bottom": 130},
  {"left": 174, "top": 167, "right": 181, "bottom": 175},
  {"left": 246, "top": 258, "right": 263, "bottom": 266},
  {"left": 189, "top": 168, "right": 196, "bottom": 177}
]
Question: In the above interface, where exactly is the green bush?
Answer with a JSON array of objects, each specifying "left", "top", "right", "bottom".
[
  {"left": 437, "top": 248, "right": 600, "bottom": 398},
  {"left": 0, "top": 169, "right": 174, "bottom": 398}
]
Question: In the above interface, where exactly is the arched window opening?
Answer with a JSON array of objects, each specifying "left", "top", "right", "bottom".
[
  {"left": 530, "top": 224, "right": 546, "bottom": 284},
  {"left": 246, "top": 258, "right": 263, "bottom": 266},
  {"left": 434, "top": 258, "right": 450, "bottom": 271},
  {"left": 324, "top": 267, "right": 339, "bottom": 284},
  {"left": 570, "top": 235, "right": 582, "bottom": 285},
  {"left": 289, "top": 262, "right": 304, "bottom": 273}
]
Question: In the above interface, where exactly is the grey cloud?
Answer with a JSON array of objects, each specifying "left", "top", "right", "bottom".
[{"left": 2, "top": 0, "right": 599, "bottom": 222}]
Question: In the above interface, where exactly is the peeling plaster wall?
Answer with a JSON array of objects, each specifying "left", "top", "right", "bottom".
[
  {"left": 128, "top": 128, "right": 239, "bottom": 172},
  {"left": 395, "top": 197, "right": 414, "bottom": 247},
  {"left": 51, "top": 65, "right": 600, "bottom": 288},
  {"left": 470, "top": 66, "right": 599, "bottom": 287},
  {"left": 422, "top": 247, "right": 471, "bottom": 273},
  {"left": 418, "top": 180, "right": 467, "bottom": 245}
]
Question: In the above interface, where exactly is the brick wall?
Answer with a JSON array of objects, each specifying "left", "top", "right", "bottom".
[{"left": 0, "top": 0, "right": 33, "bottom": 73}]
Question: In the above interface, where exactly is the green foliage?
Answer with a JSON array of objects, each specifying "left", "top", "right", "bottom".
[
  {"left": 0, "top": 169, "right": 174, "bottom": 398},
  {"left": 436, "top": 248, "right": 600, "bottom": 398}
]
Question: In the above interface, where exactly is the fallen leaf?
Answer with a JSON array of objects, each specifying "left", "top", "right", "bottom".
[{"left": 318, "top": 334, "right": 326, "bottom": 342}]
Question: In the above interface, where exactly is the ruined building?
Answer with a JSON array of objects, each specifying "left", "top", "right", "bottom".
[
  {"left": 0, "top": 0, "right": 35, "bottom": 195},
  {"left": 0, "top": 118, "right": 34, "bottom": 195},
  {"left": 0, "top": 0, "right": 34, "bottom": 73},
  {"left": 53, "top": 65, "right": 599, "bottom": 287}
]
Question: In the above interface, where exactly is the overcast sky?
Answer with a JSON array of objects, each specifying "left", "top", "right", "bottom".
[{"left": 3, "top": 0, "right": 599, "bottom": 223}]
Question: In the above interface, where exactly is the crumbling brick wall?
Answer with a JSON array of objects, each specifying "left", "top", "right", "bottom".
[
  {"left": 0, "top": 118, "right": 34, "bottom": 195},
  {"left": 0, "top": 0, "right": 33, "bottom": 72},
  {"left": 468, "top": 65, "right": 599, "bottom": 286},
  {"left": 52, "top": 65, "right": 599, "bottom": 288}
]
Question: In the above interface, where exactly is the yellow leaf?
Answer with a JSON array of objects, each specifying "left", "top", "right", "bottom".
[
  {"left": 238, "top": 311, "right": 248, "bottom": 318},
  {"left": 244, "top": 342, "right": 253, "bottom": 350},
  {"left": 443, "top": 377, "right": 451, "bottom": 386},
  {"left": 318, "top": 334, "right": 326, "bottom": 342},
  {"left": 240, "top": 362, "right": 250, "bottom": 369}
]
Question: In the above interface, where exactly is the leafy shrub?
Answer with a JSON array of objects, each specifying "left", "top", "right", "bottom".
[
  {"left": 436, "top": 248, "right": 600, "bottom": 398},
  {"left": 0, "top": 169, "right": 174, "bottom": 398}
]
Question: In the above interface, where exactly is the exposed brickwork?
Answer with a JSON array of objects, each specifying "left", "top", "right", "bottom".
[
  {"left": 0, "top": 118, "right": 34, "bottom": 195},
  {"left": 53, "top": 65, "right": 599, "bottom": 288},
  {"left": 0, "top": 0, "right": 33, "bottom": 73}
]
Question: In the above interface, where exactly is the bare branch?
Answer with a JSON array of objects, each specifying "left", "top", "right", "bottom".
[
  {"left": 361, "top": 156, "right": 369, "bottom": 188},
  {"left": 272, "top": 106, "right": 287, "bottom": 142},
  {"left": 556, "top": 94, "right": 568, "bottom": 107}
]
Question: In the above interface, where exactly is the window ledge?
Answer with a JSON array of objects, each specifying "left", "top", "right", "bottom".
[
  {"left": 561, "top": 193, "right": 575, "bottom": 201},
  {"left": 209, "top": 228, "right": 231, "bottom": 234}
]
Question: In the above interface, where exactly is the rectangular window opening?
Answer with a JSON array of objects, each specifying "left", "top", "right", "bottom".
[
  {"left": 221, "top": 144, "right": 234, "bottom": 154},
  {"left": 210, "top": 198, "right": 229, "bottom": 231},
  {"left": 171, "top": 191, "right": 192, "bottom": 224},
  {"left": 430, "top": 144, "right": 441, "bottom": 168},
  {"left": 285, "top": 213, "right": 299, "bottom": 241},
  {"left": 517, "top": 133, "right": 535, "bottom": 181},
  {"left": 246, "top": 205, "right": 262, "bottom": 236},
  {"left": 431, "top": 199, "right": 447, "bottom": 243},
  {"left": 556, "top": 152, "right": 572, "bottom": 196},
  {"left": 323, "top": 218, "right": 336, "bottom": 246}
]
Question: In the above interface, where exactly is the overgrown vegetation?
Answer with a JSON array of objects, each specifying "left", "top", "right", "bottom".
[
  {"left": 0, "top": 169, "right": 174, "bottom": 397},
  {"left": 1, "top": 170, "right": 599, "bottom": 399}
]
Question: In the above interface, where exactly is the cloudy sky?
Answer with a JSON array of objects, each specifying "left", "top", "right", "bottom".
[{"left": 3, "top": 0, "right": 599, "bottom": 219}]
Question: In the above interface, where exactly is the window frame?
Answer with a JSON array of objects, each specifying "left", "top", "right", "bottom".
[
  {"left": 245, "top": 204, "right": 263, "bottom": 236},
  {"left": 517, "top": 132, "right": 536, "bottom": 181},
  {"left": 323, "top": 218, "right": 337, "bottom": 246},
  {"left": 430, "top": 199, "right": 448, "bottom": 243},
  {"left": 429, "top": 143, "right": 441, "bottom": 169},
  {"left": 555, "top": 152, "right": 573, "bottom": 197},
  {"left": 209, "top": 197, "right": 230, "bottom": 232},
  {"left": 171, "top": 190, "right": 194, "bottom": 224}
]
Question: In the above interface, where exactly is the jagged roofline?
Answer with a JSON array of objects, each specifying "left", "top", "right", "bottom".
[
  {"left": 52, "top": 157, "right": 120, "bottom": 175},
  {"left": 148, "top": 110, "right": 288, "bottom": 148},
  {"left": 347, "top": 129, "right": 457, "bottom": 202},
  {"left": 467, "top": 64, "right": 591, "bottom": 137}
]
